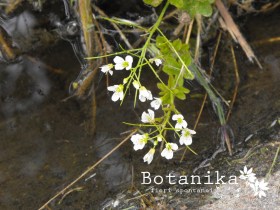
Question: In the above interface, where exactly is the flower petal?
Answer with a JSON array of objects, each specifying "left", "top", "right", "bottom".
[
  {"left": 259, "top": 190, "right": 266, "bottom": 198},
  {"left": 189, "top": 129, "right": 196, "bottom": 134},
  {"left": 161, "top": 148, "right": 173, "bottom": 159},
  {"left": 125, "top": 55, "right": 133, "bottom": 64},
  {"left": 115, "top": 63, "right": 124, "bottom": 70},
  {"left": 125, "top": 55, "right": 133, "bottom": 70},
  {"left": 244, "top": 166, "right": 248, "bottom": 173},
  {"left": 107, "top": 85, "right": 118, "bottom": 91},
  {"left": 118, "top": 91, "right": 124, "bottom": 100},
  {"left": 134, "top": 143, "right": 145, "bottom": 151},
  {"left": 175, "top": 123, "right": 182, "bottom": 129},
  {"left": 147, "top": 91, "right": 153, "bottom": 100},
  {"left": 170, "top": 143, "right": 178, "bottom": 150},
  {"left": 111, "top": 92, "right": 120, "bottom": 101},
  {"left": 157, "top": 135, "right": 162, "bottom": 142},
  {"left": 148, "top": 109, "right": 154, "bottom": 119},
  {"left": 139, "top": 95, "right": 146, "bottom": 102},
  {"left": 165, "top": 150, "right": 173, "bottom": 159},
  {"left": 141, "top": 112, "right": 149, "bottom": 123},
  {"left": 247, "top": 167, "right": 253, "bottom": 174},
  {"left": 133, "top": 80, "right": 140, "bottom": 89},
  {"left": 181, "top": 120, "right": 188, "bottom": 128},
  {"left": 172, "top": 114, "right": 180, "bottom": 121},
  {"left": 184, "top": 136, "right": 192, "bottom": 145},
  {"left": 155, "top": 58, "right": 162, "bottom": 66},
  {"left": 151, "top": 98, "right": 161, "bottom": 110},
  {"left": 113, "top": 56, "right": 124, "bottom": 64},
  {"left": 161, "top": 148, "right": 168, "bottom": 158}
]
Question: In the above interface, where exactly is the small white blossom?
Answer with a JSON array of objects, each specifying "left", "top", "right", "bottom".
[
  {"left": 131, "top": 133, "right": 149, "bottom": 151},
  {"left": 113, "top": 55, "right": 133, "bottom": 70},
  {"left": 100, "top": 63, "right": 114, "bottom": 75},
  {"left": 139, "top": 86, "right": 153, "bottom": 102},
  {"left": 172, "top": 114, "right": 187, "bottom": 129},
  {"left": 133, "top": 80, "right": 140, "bottom": 89},
  {"left": 123, "top": 77, "right": 129, "bottom": 84},
  {"left": 239, "top": 166, "right": 256, "bottom": 183},
  {"left": 161, "top": 143, "right": 178, "bottom": 160},
  {"left": 150, "top": 97, "right": 162, "bottom": 110},
  {"left": 107, "top": 84, "right": 124, "bottom": 102},
  {"left": 154, "top": 58, "right": 162, "bottom": 66},
  {"left": 149, "top": 58, "right": 162, "bottom": 66},
  {"left": 143, "top": 148, "right": 155, "bottom": 164},
  {"left": 179, "top": 128, "right": 196, "bottom": 146},
  {"left": 251, "top": 179, "right": 269, "bottom": 198},
  {"left": 141, "top": 109, "right": 155, "bottom": 123},
  {"left": 157, "top": 135, "right": 163, "bottom": 142}
]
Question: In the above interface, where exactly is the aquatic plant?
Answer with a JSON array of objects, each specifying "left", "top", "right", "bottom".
[{"left": 87, "top": 0, "right": 232, "bottom": 164}]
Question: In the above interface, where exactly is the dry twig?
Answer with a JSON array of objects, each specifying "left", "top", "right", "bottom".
[
  {"left": 215, "top": 0, "right": 262, "bottom": 68},
  {"left": 226, "top": 43, "right": 240, "bottom": 121}
]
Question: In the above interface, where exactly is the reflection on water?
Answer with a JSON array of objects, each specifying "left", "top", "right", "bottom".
[
  {"left": 2, "top": 11, "right": 37, "bottom": 37},
  {"left": 264, "top": 54, "right": 280, "bottom": 80},
  {"left": 1, "top": 57, "right": 50, "bottom": 117},
  {"left": 0, "top": 5, "right": 133, "bottom": 209},
  {"left": 95, "top": 133, "right": 131, "bottom": 189}
]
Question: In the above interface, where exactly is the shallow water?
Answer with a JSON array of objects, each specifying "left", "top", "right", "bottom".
[{"left": 0, "top": 3, "right": 279, "bottom": 210}]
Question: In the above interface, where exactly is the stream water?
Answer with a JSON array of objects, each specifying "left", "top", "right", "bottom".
[{"left": 0, "top": 2, "right": 279, "bottom": 210}]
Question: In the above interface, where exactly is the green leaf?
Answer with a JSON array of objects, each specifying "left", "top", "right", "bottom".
[
  {"left": 155, "top": 35, "right": 195, "bottom": 103},
  {"left": 197, "top": 2, "right": 213, "bottom": 17},
  {"left": 161, "top": 92, "right": 172, "bottom": 105},
  {"left": 156, "top": 36, "right": 167, "bottom": 49},
  {"left": 182, "top": 0, "right": 214, "bottom": 17},
  {"left": 157, "top": 82, "right": 167, "bottom": 93},
  {"left": 143, "top": 0, "right": 163, "bottom": 7},
  {"left": 181, "top": 53, "right": 191, "bottom": 66},
  {"left": 169, "top": 0, "right": 184, "bottom": 8},
  {"left": 175, "top": 91, "right": 186, "bottom": 100},
  {"left": 163, "top": 56, "right": 181, "bottom": 76},
  {"left": 177, "top": 86, "right": 190, "bottom": 94},
  {"left": 183, "top": 70, "right": 195, "bottom": 80},
  {"left": 168, "top": 75, "right": 175, "bottom": 87},
  {"left": 175, "top": 75, "right": 184, "bottom": 87},
  {"left": 172, "top": 39, "right": 182, "bottom": 51},
  {"left": 156, "top": 36, "right": 169, "bottom": 54}
]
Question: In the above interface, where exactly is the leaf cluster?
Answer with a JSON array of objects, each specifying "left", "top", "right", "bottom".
[
  {"left": 155, "top": 36, "right": 193, "bottom": 104},
  {"left": 143, "top": 0, "right": 214, "bottom": 17}
]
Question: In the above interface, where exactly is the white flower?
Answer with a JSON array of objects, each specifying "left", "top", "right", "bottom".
[
  {"left": 239, "top": 166, "right": 256, "bottom": 183},
  {"left": 172, "top": 114, "right": 187, "bottom": 129},
  {"left": 251, "top": 179, "right": 269, "bottom": 198},
  {"left": 113, "top": 55, "right": 133, "bottom": 70},
  {"left": 141, "top": 109, "right": 155, "bottom": 123},
  {"left": 133, "top": 80, "right": 140, "bottom": 89},
  {"left": 179, "top": 128, "right": 196, "bottom": 146},
  {"left": 107, "top": 84, "right": 124, "bottom": 102},
  {"left": 123, "top": 77, "right": 129, "bottom": 84},
  {"left": 157, "top": 135, "right": 163, "bottom": 142},
  {"left": 161, "top": 143, "right": 178, "bottom": 159},
  {"left": 154, "top": 58, "right": 162, "bottom": 66},
  {"left": 131, "top": 133, "right": 149, "bottom": 151},
  {"left": 139, "top": 86, "right": 153, "bottom": 102},
  {"left": 100, "top": 63, "right": 114, "bottom": 75},
  {"left": 143, "top": 148, "right": 155, "bottom": 164},
  {"left": 150, "top": 58, "right": 162, "bottom": 66},
  {"left": 150, "top": 97, "right": 162, "bottom": 110}
]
